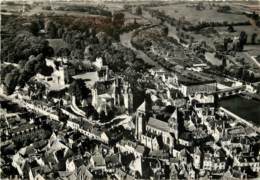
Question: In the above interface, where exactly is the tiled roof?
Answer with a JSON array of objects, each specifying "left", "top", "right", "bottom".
[
  {"left": 147, "top": 117, "right": 170, "bottom": 132},
  {"left": 137, "top": 101, "right": 146, "bottom": 112},
  {"left": 136, "top": 145, "right": 145, "bottom": 154},
  {"left": 92, "top": 152, "right": 106, "bottom": 167}
]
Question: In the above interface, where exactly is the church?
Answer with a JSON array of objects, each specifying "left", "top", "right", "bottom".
[{"left": 135, "top": 100, "right": 179, "bottom": 152}]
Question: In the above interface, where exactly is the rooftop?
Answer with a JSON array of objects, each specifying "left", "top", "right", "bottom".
[
  {"left": 147, "top": 117, "right": 170, "bottom": 132},
  {"left": 72, "top": 71, "right": 99, "bottom": 87}
]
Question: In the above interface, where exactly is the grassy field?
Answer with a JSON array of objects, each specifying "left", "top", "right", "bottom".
[
  {"left": 150, "top": 3, "right": 250, "bottom": 25},
  {"left": 216, "top": 25, "right": 260, "bottom": 43}
]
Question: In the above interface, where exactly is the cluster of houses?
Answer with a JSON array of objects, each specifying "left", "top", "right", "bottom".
[
  {"left": 130, "top": 68, "right": 260, "bottom": 179},
  {"left": 1, "top": 55, "right": 260, "bottom": 179}
]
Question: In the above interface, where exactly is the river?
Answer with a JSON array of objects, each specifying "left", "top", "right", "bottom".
[{"left": 220, "top": 95, "right": 260, "bottom": 126}]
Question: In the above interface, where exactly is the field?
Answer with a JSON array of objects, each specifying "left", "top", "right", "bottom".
[
  {"left": 215, "top": 25, "right": 260, "bottom": 44},
  {"left": 150, "top": 3, "right": 250, "bottom": 25}
]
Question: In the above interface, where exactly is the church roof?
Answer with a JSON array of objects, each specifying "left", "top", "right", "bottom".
[
  {"left": 137, "top": 101, "right": 146, "bottom": 112},
  {"left": 147, "top": 117, "right": 170, "bottom": 132}
]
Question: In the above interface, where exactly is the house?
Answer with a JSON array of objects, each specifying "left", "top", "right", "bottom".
[
  {"left": 172, "top": 144, "right": 185, "bottom": 159},
  {"left": 146, "top": 117, "right": 174, "bottom": 147},
  {"left": 66, "top": 118, "right": 109, "bottom": 144},
  {"left": 234, "top": 156, "right": 260, "bottom": 173},
  {"left": 149, "top": 67, "right": 166, "bottom": 77},
  {"left": 129, "top": 157, "right": 162, "bottom": 179},
  {"left": 212, "top": 148, "right": 227, "bottom": 172},
  {"left": 203, "top": 151, "right": 213, "bottom": 171},
  {"left": 180, "top": 80, "right": 217, "bottom": 97},
  {"left": 193, "top": 147, "right": 202, "bottom": 170},
  {"left": 90, "top": 152, "right": 106, "bottom": 172},
  {"left": 141, "top": 133, "right": 163, "bottom": 151},
  {"left": 179, "top": 149, "right": 190, "bottom": 165},
  {"left": 77, "top": 165, "right": 93, "bottom": 180},
  {"left": 116, "top": 139, "right": 147, "bottom": 158},
  {"left": 35, "top": 58, "right": 71, "bottom": 88},
  {"left": 9, "top": 124, "right": 51, "bottom": 145},
  {"left": 105, "top": 153, "right": 122, "bottom": 172},
  {"left": 105, "top": 125, "right": 129, "bottom": 145},
  {"left": 114, "top": 168, "right": 135, "bottom": 180},
  {"left": 149, "top": 149, "right": 170, "bottom": 160},
  {"left": 92, "top": 129, "right": 109, "bottom": 144},
  {"left": 178, "top": 132, "right": 193, "bottom": 147}
]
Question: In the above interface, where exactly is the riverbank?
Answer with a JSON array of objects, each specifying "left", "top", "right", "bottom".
[{"left": 220, "top": 95, "right": 260, "bottom": 127}]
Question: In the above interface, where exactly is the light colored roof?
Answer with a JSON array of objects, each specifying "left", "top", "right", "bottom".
[
  {"left": 147, "top": 117, "right": 170, "bottom": 132},
  {"left": 48, "top": 84, "right": 67, "bottom": 91},
  {"left": 136, "top": 145, "right": 145, "bottom": 154},
  {"left": 72, "top": 71, "right": 99, "bottom": 87},
  {"left": 137, "top": 101, "right": 146, "bottom": 112},
  {"left": 78, "top": 165, "right": 93, "bottom": 179},
  {"left": 73, "top": 71, "right": 98, "bottom": 80},
  {"left": 99, "top": 93, "right": 113, "bottom": 99},
  {"left": 92, "top": 152, "right": 106, "bottom": 167}
]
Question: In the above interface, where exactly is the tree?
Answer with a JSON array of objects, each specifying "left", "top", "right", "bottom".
[
  {"left": 1, "top": 65, "right": 15, "bottom": 82},
  {"left": 96, "top": 31, "right": 109, "bottom": 45},
  {"left": 223, "top": 38, "right": 229, "bottom": 51},
  {"left": 236, "top": 67, "right": 243, "bottom": 79},
  {"left": 239, "top": 31, "right": 247, "bottom": 51},
  {"left": 112, "top": 12, "right": 125, "bottom": 27},
  {"left": 30, "top": 21, "right": 40, "bottom": 36},
  {"left": 70, "top": 49, "right": 84, "bottom": 60},
  {"left": 227, "top": 25, "right": 235, "bottom": 32},
  {"left": 249, "top": 73, "right": 255, "bottom": 82},
  {"left": 69, "top": 79, "right": 91, "bottom": 103},
  {"left": 4, "top": 69, "right": 20, "bottom": 95},
  {"left": 251, "top": 33, "right": 257, "bottom": 44},
  {"left": 222, "top": 56, "right": 227, "bottom": 67},
  {"left": 24, "top": 56, "right": 37, "bottom": 73},
  {"left": 136, "top": 6, "right": 142, "bottom": 16},
  {"left": 56, "top": 47, "right": 70, "bottom": 57},
  {"left": 162, "top": 26, "right": 169, "bottom": 37},
  {"left": 57, "top": 27, "right": 64, "bottom": 38},
  {"left": 243, "top": 70, "right": 250, "bottom": 81},
  {"left": 46, "top": 21, "right": 57, "bottom": 38}
]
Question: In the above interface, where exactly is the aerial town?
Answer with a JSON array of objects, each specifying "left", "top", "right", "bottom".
[{"left": 1, "top": 0, "right": 260, "bottom": 179}]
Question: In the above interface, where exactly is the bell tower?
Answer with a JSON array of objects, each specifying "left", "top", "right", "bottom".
[
  {"left": 168, "top": 108, "right": 179, "bottom": 139},
  {"left": 123, "top": 82, "right": 133, "bottom": 115},
  {"left": 135, "top": 101, "right": 146, "bottom": 140}
]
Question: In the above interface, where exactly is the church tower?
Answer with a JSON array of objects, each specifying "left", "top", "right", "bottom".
[
  {"left": 123, "top": 82, "right": 133, "bottom": 115},
  {"left": 135, "top": 101, "right": 146, "bottom": 140},
  {"left": 168, "top": 109, "right": 179, "bottom": 139}
]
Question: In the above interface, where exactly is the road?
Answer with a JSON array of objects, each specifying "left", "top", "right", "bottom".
[
  {"left": 120, "top": 27, "right": 159, "bottom": 67},
  {"left": 0, "top": 92, "right": 131, "bottom": 130},
  {"left": 244, "top": 52, "right": 260, "bottom": 69}
]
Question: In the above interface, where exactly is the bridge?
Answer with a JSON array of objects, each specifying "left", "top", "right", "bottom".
[{"left": 213, "top": 85, "right": 246, "bottom": 98}]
